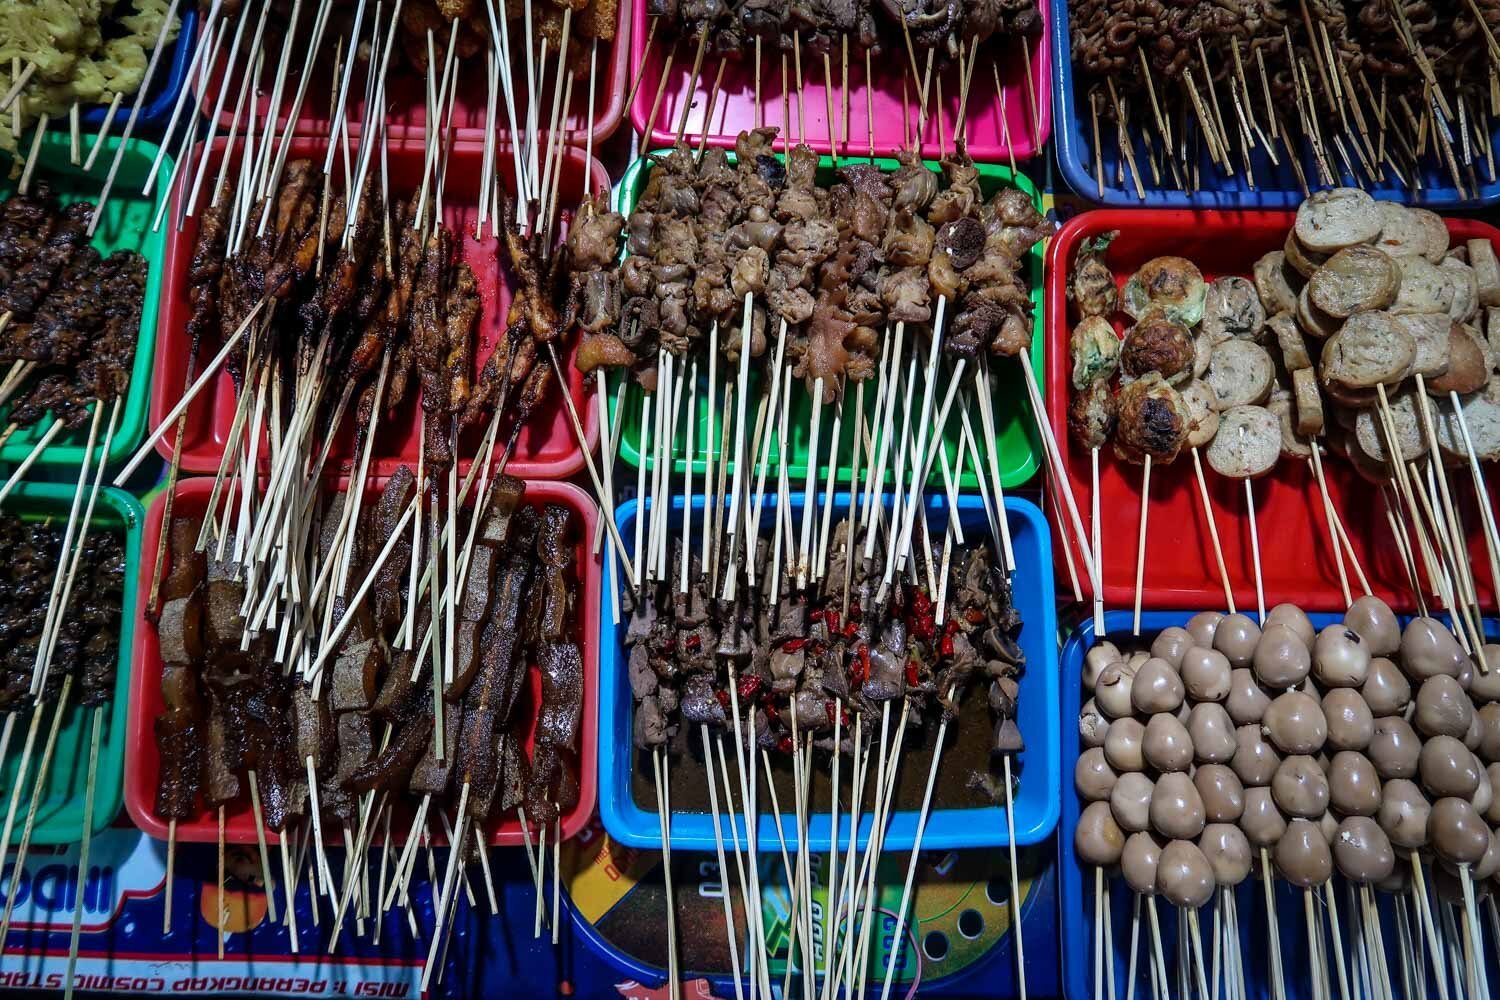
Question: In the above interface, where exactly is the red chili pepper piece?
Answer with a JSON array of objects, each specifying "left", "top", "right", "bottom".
[
  {"left": 783, "top": 638, "right": 807, "bottom": 653},
  {"left": 737, "top": 674, "right": 764, "bottom": 702},
  {"left": 905, "top": 659, "right": 920, "bottom": 686},
  {"left": 686, "top": 634, "right": 702, "bottom": 651}
]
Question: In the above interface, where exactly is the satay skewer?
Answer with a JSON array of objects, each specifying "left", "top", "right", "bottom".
[
  {"left": 61, "top": 705, "right": 104, "bottom": 999},
  {"left": 0, "top": 676, "right": 75, "bottom": 944},
  {"left": 814, "top": 388, "right": 851, "bottom": 583},
  {"left": 114, "top": 296, "right": 267, "bottom": 484},
  {"left": 799, "top": 378, "right": 825, "bottom": 589},
  {"left": 89, "top": 0, "right": 188, "bottom": 235},
  {"left": 1243, "top": 476, "right": 1265, "bottom": 624},
  {"left": 720, "top": 292, "right": 757, "bottom": 601},
  {"left": 0, "top": 61, "right": 36, "bottom": 113},
  {"left": 700, "top": 725, "right": 745, "bottom": 1000},
  {"left": 1131, "top": 455, "right": 1151, "bottom": 636},
  {"left": 680, "top": 362, "right": 698, "bottom": 594},
  {"left": 653, "top": 747, "right": 681, "bottom": 1000},
  {"left": 878, "top": 686, "right": 955, "bottom": 1000},
  {"left": 547, "top": 343, "right": 639, "bottom": 587}
]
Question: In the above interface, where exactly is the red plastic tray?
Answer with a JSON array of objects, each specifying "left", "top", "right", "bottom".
[
  {"left": 1044, "top": 208, "right": 1500, "bottom": 614},
  {"left": 125, "top": 474, "right": 602, "bottom": 847},
  {"left": 195, "top": 3, "right": 630, "bottom": 148},
  {"left": 628, "top": 6, "right": 1050, "bottom": 160},
  {"left": 151, "top": 135, "right": 603, "bottom": 479}
]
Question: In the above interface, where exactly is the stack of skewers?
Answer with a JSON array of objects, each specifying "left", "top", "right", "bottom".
[
  {"left": 618, "top": 490, "right": 1036, "bottom": 999},
  {"left": 104, "top": 0, "right": 621, "bottom": 984},
  {"left": 1074, "top": 601, "right": 1500, "bottom": 1000},
  {"left": 561, "top": 93, "right": 1062, "bottom": 992},
  {"left": 1061, "top": 190, "right": 1500, "bottom": 648},
  {"left": 0, "top": 495, "right": 133, "bottom": 1000},
  {"left": 631, "top": 0, "right": 1048, "bottom": 161},
  {"left": 0, "top": 184, "right": 148, "bottom": 489},
  {"left": 1066, "top": 0, "right": 1500, "bottom": 200},
  {"left": 136, "top": 473, "right": 590, "bottom": 986},
  {"left": 569, "top": 123, "right": 1084, "bottom": 630}
]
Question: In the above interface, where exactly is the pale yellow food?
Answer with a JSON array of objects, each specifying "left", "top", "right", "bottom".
[{"left": 0, "top": 0, "right": 178, "bottom": 155}]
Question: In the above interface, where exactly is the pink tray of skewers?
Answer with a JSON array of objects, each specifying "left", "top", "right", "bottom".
[
  {"left": 151, "top": 134, "right": 604, "bottom": 480},
  {"left": 1044, "top": 208, "right": 1500, "bottom": 616},
  {"left": 627, "top": 3, "right": 1050, "bottom": 159},
  {"left": 193, "top": 0, "right": 630, "bottom": 148}
]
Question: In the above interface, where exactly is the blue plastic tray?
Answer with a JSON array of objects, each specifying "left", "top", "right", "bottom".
[
  {"left": 598, "top": 491, "right": 1060, "bottom": 853},
  {"left": 61, "top": 9, "right": 199, "bottom": 134},
  {"left": 1059, "top": 609, "right": 1500, "bottom": 1000},
  {"left": 1048, "top": 0, "right": 1500, "bottom": 209}
]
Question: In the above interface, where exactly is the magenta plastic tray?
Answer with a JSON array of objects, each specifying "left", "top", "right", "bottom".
[{"left": 628, "top": 9, "right": 1050, "bottom": 160}]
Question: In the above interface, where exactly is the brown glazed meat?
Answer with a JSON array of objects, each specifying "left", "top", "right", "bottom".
[{"left": 1115, "top": 373, "right": 1190, "bottom": 462}]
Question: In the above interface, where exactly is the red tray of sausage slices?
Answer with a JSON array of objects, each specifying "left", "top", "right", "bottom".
[
  {"left": 195, "top": 1, "right": 630, "bottom": 148},
  {"left": 151, "top": 135, "right": 603, "bottom": 479},
  {"left": 125, "top": 475, "right": 601, "bottom": 846},
  {"left": 628, "top": 3, "right": 1050, "bottom": 160},
  {"left": 1044, "top": 208, "right": 1500, "bottom": 614}
]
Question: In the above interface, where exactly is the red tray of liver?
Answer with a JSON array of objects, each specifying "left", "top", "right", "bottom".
[
  {"left": 151, "top": 135, "right": 602, "bottom": 479},
  {"left": 125, "top": 475, "right": 601, "bottom": 847},
  {"left": 1044, "top": 208, "right": 1500, "bottom": 614},
  {"left": 627, "top": 5, "right": 1050, "bottom": 161},
  {"left": 195, "top": 3, "right": 630, "bottom": 149}
]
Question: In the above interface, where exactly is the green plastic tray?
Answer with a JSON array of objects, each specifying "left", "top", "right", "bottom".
[
  {"left": 0, "top": 133, "right": 168, "bottom": 468},
  {"left": 606, "top": 151, "right": 1045, "bottom": 489},
  {"left": 0, "top": 482, "right": 142, "bottom": 845}
]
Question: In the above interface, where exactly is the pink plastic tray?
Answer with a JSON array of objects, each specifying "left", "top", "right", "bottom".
[
  {"left": 1044, "top": 208, "right": 1500, "bottom": 614},
  {"left": 126, "top": 475, "right": 602, "bottom": 847},
  {"left": 195, "top": 3, "right": 630, "bottom": 148},
  {"left": 151, "top": 135, "right": 602, "bottom": 479},
  {"left": 628, "top": 7, "right": 1050, "bottom": 159}
]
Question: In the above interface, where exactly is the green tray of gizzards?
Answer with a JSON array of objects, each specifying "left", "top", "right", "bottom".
[
  {"left": 606, "top": 150, "right": 1046, "bottom": 489},
  {"left": 0, "top": 482, "right": 142, "bottom": 844},
  {"left": 0, "top": 133, "right": 169, "bottom": 468}
]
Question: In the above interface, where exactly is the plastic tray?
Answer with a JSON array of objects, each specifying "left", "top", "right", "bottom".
[
  {"left": 150, "top": 134, "right": 603, "bottom": 479},
  {"left": 125, "top": 474, "right": 600, "bottom": 847},
  {"left": 0, "top": 134, "right": 168, "bottom": 468},
  {"left": 628, "top": 6, "right": 1050, "bottom": 160},
  {"left": 597, "top": 491, "right": 1059, "bottom": 853},
  {"left": 1059, "top": 610, "right": 1500, "bottom": 1000},
  {"left": 0, "top": 482, "right": 142, "bottom": 846},
  {"left": 68, "top": 9, "right": 200, "bottom": 133},
  {"left": 194, "top": 3, "right": 629, "bottom": 149},
  {"left": 1044, "top": 208, "right": 1500, "bottom": 614},
  {"left": 607, "top": 151, "right": 1046, "bottom": 491},
  {"left": 1049, "top": 0, "right": 1500, "bottom": 209}
]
